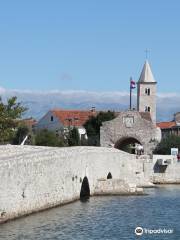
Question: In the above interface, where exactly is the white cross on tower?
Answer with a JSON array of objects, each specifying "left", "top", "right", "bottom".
[{"left": 145, "top": 49, "right": 150, "bottom": 60}]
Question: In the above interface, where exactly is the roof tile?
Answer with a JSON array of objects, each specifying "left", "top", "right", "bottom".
[
  {"left": 156, "top": 121, "right": 176, "bottom": 129},
  {"left": 52, "top": 109, "right": 96, "bottom": 127}
]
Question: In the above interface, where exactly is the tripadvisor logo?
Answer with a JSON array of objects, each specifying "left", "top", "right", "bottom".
[
  {"left": 135, "top": 227, "right": 143, "bottom": 236},
  {"left": 135, "top": 226, "right": 174, "bottom": 236}
]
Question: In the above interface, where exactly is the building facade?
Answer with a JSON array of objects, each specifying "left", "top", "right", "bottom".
[
  {"left": 100, "top": 111, "right": 161, "bottom": 154},
  {"left": 100, "top": 60, "right": 161, "bottom": 154},
  {"left": 35, "top": 109, "right": 96, "bottom": 139},
  {"left": 157, "top": 112, "right": 180, "bottom": 138},
  {"left": 137, "top": 60, "right": 157, "bottom": 123}
]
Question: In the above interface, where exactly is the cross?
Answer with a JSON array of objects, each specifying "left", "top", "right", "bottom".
[{"left": 145, "top": 49, "right": 150, "bottom": 60}]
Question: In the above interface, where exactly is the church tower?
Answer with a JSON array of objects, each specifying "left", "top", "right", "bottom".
[{"left": 137, "top": 60, "right": 157, "bottom": 123}]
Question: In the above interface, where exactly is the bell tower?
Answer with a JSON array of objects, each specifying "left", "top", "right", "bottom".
[{"left": 137, "top": 60, "right": 157, "bottom": 123}]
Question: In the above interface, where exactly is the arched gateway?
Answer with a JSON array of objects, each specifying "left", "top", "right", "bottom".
[
  {"left": 100, "top": 60, "right": 162, "bottom": 154},
  {"left": 100, "top": 111, "right": 161, "bottom": 155},
  {"left": 114, "top": 137, "right": 141, "bottom": 154}
]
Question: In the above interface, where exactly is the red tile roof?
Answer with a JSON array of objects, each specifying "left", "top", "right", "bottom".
[
  {"left": 21, "top": 118, "right": 37, "bottom": 128},
  {"left": 52, "top": 109, "right": 97, "bottom": 127},
  {"left": 156, "top": 121, "right": 176, "bottom": 129}
]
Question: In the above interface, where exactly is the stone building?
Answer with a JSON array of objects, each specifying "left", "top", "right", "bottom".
[
  {"left": 100, "top": 60, "right": 161, "bottom": 154},
  {"left": 137, "top": 60, "right": 157, "bottom": 123},
  {"left": 100, "top": 111, "right": 161, "bottom": 154},
  {"left": 35, "top": 108, "right": 96, "bottom": 139},
  {"left": 157, "top": 112, "right": 180, "bottom": 138}
]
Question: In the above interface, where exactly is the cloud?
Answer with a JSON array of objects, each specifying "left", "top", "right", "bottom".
[
  {"left": 0, "top": 87, "right": 6, "bottom": 94},
  {"left": 0, "top": 86, "right": 179, "bottom": 121}
]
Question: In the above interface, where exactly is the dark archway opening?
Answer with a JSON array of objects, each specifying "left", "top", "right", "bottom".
[
  {"left": 114, "top": 137, "right": 141, "bottom": 154},
  {"left": 80, "top": 176, "right": 90, "bottom": 201},
  {"left": 107, "top": 172, "right": 112, "bottom": 179},
  {"left": 153, "top": 162, "right": 168, "bottom": 173}
]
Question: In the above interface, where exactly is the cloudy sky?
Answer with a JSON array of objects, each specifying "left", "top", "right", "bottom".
[
  {"left": 0, "top": 1, "right": 180, "bottom": 120},
  {"left": 0, "top": 87, "right": 179, "bottom": 122}
]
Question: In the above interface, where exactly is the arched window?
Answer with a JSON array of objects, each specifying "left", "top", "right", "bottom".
[
  {"left": 107, "top": 172, "right": 112, "bottom": 179},
  {"left": 145, "top": 106, "right": 151, "bottom": 112},
  {"left": 145, "top": 88, "right": 151, "bottom": 95}
]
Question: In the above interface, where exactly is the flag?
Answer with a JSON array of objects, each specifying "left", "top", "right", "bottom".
[
  {"left": 129, "top": 77, "right": 135, "bottom": 110},
  {"left": 130, "top": 79, "right": 136, "bottom": 89}
]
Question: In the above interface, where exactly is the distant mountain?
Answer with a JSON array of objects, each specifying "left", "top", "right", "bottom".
[{"left": 0, "top": 88, "right": 179, "bottom": 121}]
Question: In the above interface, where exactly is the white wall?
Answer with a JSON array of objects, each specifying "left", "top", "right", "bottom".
[
  {"left": 35, "top": 111, "right": 63, "bottom": 132},
  {"left": 1, "top": 145, "right": 180, "bottom": 224},
  {"left": 143, "top": 155, "right": 180, "bottom": 184},
  {"left": 0, "top": 145, "right": 144, "bottom": 223}
]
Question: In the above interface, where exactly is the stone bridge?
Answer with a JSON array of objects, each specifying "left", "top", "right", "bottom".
[{"left": 0, "top": 145, "right": 146, "bottom": 223}]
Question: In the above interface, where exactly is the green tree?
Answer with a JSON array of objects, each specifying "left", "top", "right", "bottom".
[
  {"left": 84, "top": 111, "right": 116, "bottom": 146},
  {"left": 67, "top": 127, "right": 80, "bottom": 146},
  {"left": 35, "top": 129, "right": 65, "bottom": 147},
  {"left": 12, "top": 124, "right": 35, "bottom": 145},
  {"left": 0, "top": 96, "right": 27, "bottom": 143},
  {"left": 154, "top": 135, "right": 180, "bottom": 155},
  {"left": 12, "top": 125, "right": 29, "bottom": 145}
]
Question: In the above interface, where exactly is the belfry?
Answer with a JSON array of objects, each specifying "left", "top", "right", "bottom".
[
  {"left": 100, "top": 60, "right": 161, "bottom": 154},
  {"left": 137, "top": 60, "right": 157, "bottom": 123}
]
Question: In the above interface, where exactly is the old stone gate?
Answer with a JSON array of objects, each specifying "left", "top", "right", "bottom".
[{"left": 100, "top": 111, "right": 161, "bottom": 154}]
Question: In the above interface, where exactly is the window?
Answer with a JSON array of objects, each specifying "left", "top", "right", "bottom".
[
  {"left": 51, "top": 116, "right": 54, "bottom": 121},
  {"left": 145, "top": 88, "right": 150, "bottom": 95},
  {"left": 145, "top": 106, "right": 151, "bottom": 112},
  {"left": 66, "top": 118, "right": 73, "bottom": 126},
  {"left": 74, "top": 117, "right": 79, "bottom": 121}
]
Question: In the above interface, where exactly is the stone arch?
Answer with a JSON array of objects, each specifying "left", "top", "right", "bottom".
[
  {"left": 107, "top": 172, "right": 112, "bottom": 179},
  {"left": 114, "top": 136, "right": 142, "bottom": 154},
  {"left": 80, "top": 176, "right": 90, "bottom": 200}
]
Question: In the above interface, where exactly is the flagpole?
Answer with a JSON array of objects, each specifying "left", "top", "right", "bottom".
[{"left": 130, "top": 77, "right": 132, "bottom": 110}]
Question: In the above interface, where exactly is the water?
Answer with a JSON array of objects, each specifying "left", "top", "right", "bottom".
[{"left": 0, "top": 185, "right": 180, "bottom": 240}]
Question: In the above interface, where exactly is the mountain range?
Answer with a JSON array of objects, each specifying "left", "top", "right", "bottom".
[{"left": 0, "top": 87, "right": 179, "bottom": 122}]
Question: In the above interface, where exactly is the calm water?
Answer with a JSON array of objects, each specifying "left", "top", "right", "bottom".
[{"left": 0, "top": 185, "right": 180, "bottom": 240}]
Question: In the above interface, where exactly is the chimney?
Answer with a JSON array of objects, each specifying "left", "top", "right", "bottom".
[{"left": 91, "top": 106, "right": 96, "bottom": 112}]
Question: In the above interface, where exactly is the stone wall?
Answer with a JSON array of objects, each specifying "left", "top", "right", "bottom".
[
  {"left": 1, "top": 145, "right": 180, "bottom": 224},
  {"left": 144, "top": 155, "right": 180, "bottom": 184},
  {"left": 100, "top": 111, "right": 160, "bottom": 154},
  {"left": 137, "top": 82, "right": 157, "bottom": 123},
  {"left": 0, "top": 145, "right": 146, "bottom": 223}
]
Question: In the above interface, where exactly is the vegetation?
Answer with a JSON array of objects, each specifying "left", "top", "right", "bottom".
[
  {"left": 0, "top": 96, "right": 115, "bottom": 148},
  {"left": 35, "top": 129, "right": 66, "bottom": 147},
  {"left": 84, "top": 111, "right": 116, "bottom": 146},
  {"left": 35, "top": 127, "right": 81, "bottom": 147},
  {"left": 12, "top": 124, "right": 35, "bottom": 145},
  {"left": 154, "top": 135, "right": 180, "bottom": 155},
  {"left": 67, "top": 127, "right": 80, "bottom": 146},
  {"left": 12, "top": 125, "right": 29, "bottom": 145},
  {"left": 0, "top": 96, "right": 27, "bottom": 143}
]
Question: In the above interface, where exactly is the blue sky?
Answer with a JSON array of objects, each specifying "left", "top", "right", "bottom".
[{"left": 0, "top": 0, "right": 180, "bottom": 92}]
